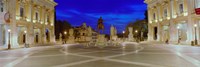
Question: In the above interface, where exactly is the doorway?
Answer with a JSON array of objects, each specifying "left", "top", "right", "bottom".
[
  {"left": 46, "top": 29, "right": 50, "bottom": 42},
  {"left": 23, "top": 34, "right": 26, "bottom": 44},
  {"left": 154, "top": 27, "right": 158, "bottom": 40},
  {"left": 35, "top": 33, "right": 39, "bottom": 43}
]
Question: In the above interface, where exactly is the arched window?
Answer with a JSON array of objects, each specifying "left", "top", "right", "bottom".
[
  {"left": 153, "top": 13, "right": 156, "bottom": 20},
  {"left": 179, "top": 4, "right": 184, "bottom": 14},
  {"left": 20, "top": 7, "right": 24, "bottom": 17},
  {"left": 178, "top": 0, "right": 184, "bottom": 14},
  {"left": 164, "top": 9, "right": 168, "bottom": 17},
  {"left": 35, "top": 12, "right": 38, "bottom": 20}
]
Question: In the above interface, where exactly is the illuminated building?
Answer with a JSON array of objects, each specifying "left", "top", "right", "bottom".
[
  {"left": 0, "top": 0, "right": 57, "bottom": 48},
  {"left": 145, "top": 0, "right": 200, "bottom": 44}
]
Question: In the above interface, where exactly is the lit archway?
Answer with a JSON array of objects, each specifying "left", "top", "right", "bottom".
[{"left": 46, "top": 29, "right": 50, "bottom": 42}]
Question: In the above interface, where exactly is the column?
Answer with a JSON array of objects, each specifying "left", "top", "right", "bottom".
[
  {"left": 41, "top": 27, "right": 46, "bottom": 44},
  {"left": 148, "top": 8, "right": 154, "bottom": 41},
  {"left": 167, "top": 0, "right": 171, "bottom": 19},
  {"left": 26, "top": 1, "right": 31, "bottom": 22},
  {"left": 169, "top": 20, "right": 176, "bottom": 43},
  {"left": 8, "top": 0, "right": 19, "bottom": 48},
  {"left": 41, "top": 6, "right": 45, "bottom": 24},
  {"left": 0, "top": 25, "right": 3, "bottom": 46},
  {"left": 15, "top": 1, "right": 20, "bottom": 17},
  {"left": 157, "top": 4, "right": 162, "bottom": 41},
  {"left": 186, "top": 19, "right": 194, "bottom": 43},
  {"left": 183, "top": 0, "right": 188, "bottom": 15},
  {"left": 174, "top": 0, "right": 178, "bottom": 16},
  {"left": 50, "top": 10, "right": 55, "bottom": 43},
  {"left": 43, "top": 7, "right": 47, "bottom": 43},
  {"left": 186, "top": 0, "right": 195, "bottom": 44},
  {"left": 27, "top": 2, "right": 34, "bottom": 45},
  {"left": 38, "top": 29, "right": 42, "bottom": 44},
  {"left": 4, "top": 25, "right": 10, "bottom": 47},
  {"left": 198, "top": 20, "right": 200, "bottom": 43},
  {"left": 171, "top": 0, "right": 174, "bottom": 18}
]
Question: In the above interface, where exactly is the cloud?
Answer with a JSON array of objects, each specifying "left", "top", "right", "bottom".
[
  {"left": 67, "top": 9, "right": 81, "bottom": 14},
  {"left": 56, "top": 10, "right": 72, "bottom": 18}
]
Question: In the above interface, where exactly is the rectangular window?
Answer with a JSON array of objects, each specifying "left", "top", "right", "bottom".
[
  {"left": 0, "top": 2, "right": 3, "bottom": 12},
  {"left": 179, "top": 4, "right": 184, "bottom": 14},
  {"left": 164, "top": 9, "right": 168, "bottom": 17},
  {"left": 47, "top": 15, "right": 50, "bottom": 22},
  {"left": 20, "top": 7, "right": 24, "bottom": 17},
  {"left": 153, "top": 13, "right": 156, "bottom": 20},
  {"left": 35, "top": 12, "right": 38, "bottom": 20}
]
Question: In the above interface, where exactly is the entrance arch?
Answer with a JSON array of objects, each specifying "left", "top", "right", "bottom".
[
  {"left": 34, "top": 29, "right": 41, "bottom": 44},
  {"left": 153, "top": 27, "right": 158, "bottom": 40},
  {"left": 46, "top": 29, "right": 50, "bottom": 42},
  {"left": 17, "top": 26, "right": 27, "bottom": 45}
]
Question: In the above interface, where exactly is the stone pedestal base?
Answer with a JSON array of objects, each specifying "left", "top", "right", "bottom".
[
  {"left": 67, "top": 36, "right": 75, "bottom": 44},
  {"left": 110, "top": 36, "right": 118, "bottom": 41},
  {"left": 97, "top": 35, "right": 105, "bottom": 42},
  {"left": 128, "top": 34, "right": 133, "bottom": 41}
]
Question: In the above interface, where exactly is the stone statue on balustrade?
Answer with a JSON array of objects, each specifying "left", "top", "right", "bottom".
[
  {"left": 67, "top": 28, "right": 75, "bottom": 43},
  {"left": 59, "top": 33, "right": 62, "bottom": 43},
  {"left": 128, "top": 27, "right": 134, "bottom": 41},
  {"left": 110, "top": 25, "right": 118, "bottom": 40}
]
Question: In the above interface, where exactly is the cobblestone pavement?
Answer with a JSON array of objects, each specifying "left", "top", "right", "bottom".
[{"left": 1, "top": 42, "right": 200, "bottom": 67}]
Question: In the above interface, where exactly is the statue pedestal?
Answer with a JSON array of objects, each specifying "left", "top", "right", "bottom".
[
  {"left": 97, "top": 35, "right": 105, "bottom": 42},
  {"left": 67, "top": 36, "right": 75, "bottom": 44},
  {"left": 128, "top": 27, "right": 133, "bottom": 41},
  {"left": 111, "top": 36, "right": 118, "bottom": 41},
  {"left": 96, "top": 34, "right": 107, "bottom": 47},
  {"left": 128, "top": 34, "right": 133, "bottom": 41}
]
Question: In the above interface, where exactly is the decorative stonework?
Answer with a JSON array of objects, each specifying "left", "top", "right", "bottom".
[{"left": 0, "top": 0, "right": 57, "bottom": 47}]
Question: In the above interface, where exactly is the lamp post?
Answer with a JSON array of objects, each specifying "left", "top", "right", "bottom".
[
  {"left": 122, "top": 31, "right": 125, "bottom": 41},
  {"left": 8, "top": 29, "right": 11, "bottom": 49},
  {"left": 194, "top": 24, "right": 198, "bottom": 45},
  {"left": 177, "top": 26, "right": 180, "bottom": 44},
  {"left": 24, "top": 30, "right": 27, "bottom": 47},
  {"left": 64, "top": 31, "right": 67, "bottom": 44},
  {"left": 135, "top": 30, "right": 138, "bottom": 42}
]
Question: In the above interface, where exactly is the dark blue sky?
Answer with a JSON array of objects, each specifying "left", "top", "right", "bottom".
[{"left": 55, "top": 0, "right": 147, "bottom": 34}]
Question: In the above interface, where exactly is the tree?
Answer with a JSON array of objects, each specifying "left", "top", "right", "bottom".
[
  {"left": 124, "top": 10, "right": 149, "bottom": 41},
  {"left": 125, "top": 19, "right": 148, "bottom": 41},
  {"left": 55, "top": 20, "right": 71, "bottom": 39}
]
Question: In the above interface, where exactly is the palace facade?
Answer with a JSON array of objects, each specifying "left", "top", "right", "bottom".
[
  {"left": 0, "top": 0, "right": 57, "bottom": 48},
  {"left": 145, "top": 0, "right": 200, "bottom": 44}
]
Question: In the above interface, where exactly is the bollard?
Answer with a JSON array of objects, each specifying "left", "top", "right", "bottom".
[
  {"left": 191, "top": 41, "right": 194, "bottom": 46},
  {"left": 165, "top": 39, "right": 169, "bottom": 44}
]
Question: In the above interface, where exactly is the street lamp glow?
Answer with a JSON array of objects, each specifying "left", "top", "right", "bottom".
[
  {"left": 45, "top": 23, "right": 48, "bottom": 25},
  {"left": 64, "top": 31, "right": 67, "bottom": 35},
  {"left": 122, "top": 31, "right": 125, "bottom": 34},
  {"left": 177, "top": 26, "right": 180, "bottom": 29},
  {"left": 135, "top": 30, "right": 138, "bottom": 33},
  {"left": 51, "top": 23, "right": 54, "bottom": 26},
  {"left": 24, "top": 31, "right": 27, "bottom": 34},
  {"left": 8, "top": 29, "right": 11, "bottom": 32},
  {"left": 194, "top": 24, "right": 197, "bottom": 27}
]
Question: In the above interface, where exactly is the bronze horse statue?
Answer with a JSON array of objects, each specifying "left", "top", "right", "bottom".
[{"left": 97, "top": 17, "right": 104, "bottom": 34}]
